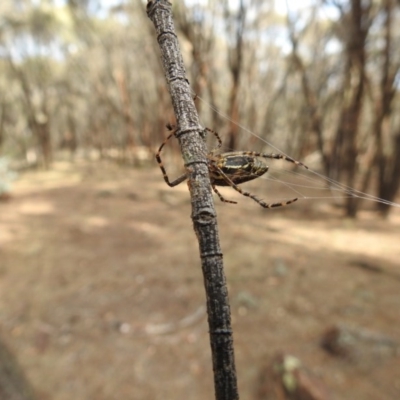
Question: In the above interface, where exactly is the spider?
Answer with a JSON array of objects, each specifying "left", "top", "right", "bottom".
[{"left": 156, "top": 124, "right": 309, "bottom": 209}]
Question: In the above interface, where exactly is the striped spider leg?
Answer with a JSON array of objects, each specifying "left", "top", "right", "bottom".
[
  {"left": 156, "top": 125, "right": 309, "bottom": 209},
  {"left": 155, "top": 124, "right": 187, "bottom": 187},
  {"left": 155, "top": 124, "right": 223, "bottom": 187}
]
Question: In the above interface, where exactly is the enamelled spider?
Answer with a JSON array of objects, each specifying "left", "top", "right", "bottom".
[{"left": 156, "top": 124, "right": 309, "bottom": 209}]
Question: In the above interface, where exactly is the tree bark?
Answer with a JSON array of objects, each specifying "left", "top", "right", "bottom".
[
  {"left": 331, "top": 0, "right": 371, "bottom": 217},
  {"left": 224, "top": 0, "right": 246, "bottom": 151},
  {"left": 8, "top": 58, "right": 52, "bottom": 169},
  {"left": 287, "top": 17, "right": 329, "bottom": 173},
  {"left": 146, "top": 1, "right": 238, "bottom": 399},
  {"left": 374, "top": 0, "right": 400, "bottom": 216}
]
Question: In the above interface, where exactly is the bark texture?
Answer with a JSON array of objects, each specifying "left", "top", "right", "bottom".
[{"left": 146, "top": 1, "right": 238, "bottom": 399}]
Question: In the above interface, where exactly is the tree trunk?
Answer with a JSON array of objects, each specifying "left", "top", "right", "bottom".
[
  {"left": 332, "top": 0, "right": 370, "bottom": 217},
  {"left": 224, "top": 0, "right": 245, "bottom": 151}
]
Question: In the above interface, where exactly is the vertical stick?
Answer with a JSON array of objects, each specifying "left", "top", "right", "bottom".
[{"left": 146, "top": 1, "right": 239, "bottom": 399}]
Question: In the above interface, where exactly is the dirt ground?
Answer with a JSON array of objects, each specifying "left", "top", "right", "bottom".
[{"left": 0, "top": 159, "right": 399, "bottom": 400}]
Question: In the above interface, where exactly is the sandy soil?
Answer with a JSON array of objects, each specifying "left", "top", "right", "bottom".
[{"left": 0, "top": 160, "right": 399, "bottom": 400}]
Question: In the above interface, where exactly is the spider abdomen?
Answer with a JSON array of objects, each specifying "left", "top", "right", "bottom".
[{"left": 209, "top": 153, "right": 269, "bottom": 186}]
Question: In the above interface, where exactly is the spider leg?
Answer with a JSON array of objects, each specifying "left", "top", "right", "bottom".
[
  {"left": 163, "top": 173, "right": 188, "bottom": 187},
  {"left": 214, "top": 167, "right": 298, "bottom": 209},
  {"left": 259, "top": 153, "right": 308, "bottom": 169},
  {"left": 205, "top": 127, "right": 223, "bottom": 152},
  {"left": 212, "top": 184, "right": 237, "bottom": 204},
  {"left": 156, "top": 124, "right": 222, "bottom": 188},
  {"left": 155, "top": 127, "right": 187, "bottom": 187},
  {"left": 228, "top": 151, "right": 309, "bottom": 170}
]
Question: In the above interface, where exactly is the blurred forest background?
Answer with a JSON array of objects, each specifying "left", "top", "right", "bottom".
[
  {"left": 1, "top": 1, "right": 400, "bottom": 399},
  {"left": 0, "top": 0, "right": 400, "bottom": 217}
]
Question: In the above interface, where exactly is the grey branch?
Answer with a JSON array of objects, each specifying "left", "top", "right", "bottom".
[{"left": 146, "top": 1, "right": 239, "bottom": 399}]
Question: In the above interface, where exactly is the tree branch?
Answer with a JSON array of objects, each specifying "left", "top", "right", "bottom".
[{"left": 146, "top": 1, "right": 239, "bottom": 399}]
